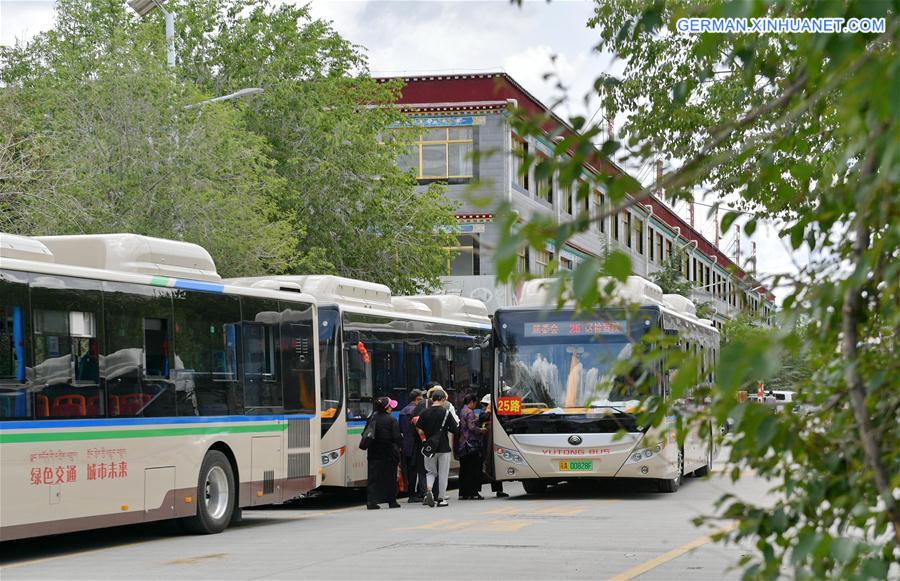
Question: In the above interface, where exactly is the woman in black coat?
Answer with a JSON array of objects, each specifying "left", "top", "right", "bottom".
[{"left": 366, "top": 396, "right": 402, "bottom": 509}]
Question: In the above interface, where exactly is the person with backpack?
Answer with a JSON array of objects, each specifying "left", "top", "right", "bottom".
[
  {"left": 399, "top": 389, "right": 425, "bottom": 503},
  {"left": 362, "top": 396, "right": 402, "bottom": 510},
  {"left": 416, "top": 389, "right": 459, "bottom": 507}
]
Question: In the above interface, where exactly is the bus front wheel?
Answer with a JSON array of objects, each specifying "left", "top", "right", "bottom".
[
  {"left": 183, "top": 450, "right": 235, "bottom": 534},
  {"left": 657, "top": 449, "right": 683, "bottom": 493},
  {"left": 522, "top": 480, "right": 548, "bottom": 495}
]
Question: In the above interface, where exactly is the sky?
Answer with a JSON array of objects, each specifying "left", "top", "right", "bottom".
[{"left": 0, "top": 0, "right": 802, "bottom": 301}]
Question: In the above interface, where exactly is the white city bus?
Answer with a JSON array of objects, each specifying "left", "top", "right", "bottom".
[
  {"left": 0, "top": 233, "right": 321, "bottom": 541},
  {"left": 227, "top": 275, "right": 492, "bottom": 488},
  {"left": 491, "top": 276, "right": 719, "bottom": 494}
]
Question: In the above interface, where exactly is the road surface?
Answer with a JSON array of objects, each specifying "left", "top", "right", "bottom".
[{"left": 1, "top": 468, "right": 770, "bottom": 580}]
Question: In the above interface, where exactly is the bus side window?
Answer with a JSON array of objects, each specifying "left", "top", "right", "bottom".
[
  {"left": 278, "top": 301, "right": 315, "bottom": 414},
  {"left": 174, "top": 291, "right": 242, "bottom": 416},
  {"left": 104, "top": 281, "right": 177, "bottom": 417},
  {"left": 0, "top": 270, "right": 31, "bottom": 419},
  {"left": 30, "top": 275, "right": 103, "bottom": 419},
  {"left": 240, "top": 297, "right": 282, "bottom": 413}
]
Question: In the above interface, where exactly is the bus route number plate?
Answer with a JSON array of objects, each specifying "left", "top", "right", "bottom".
[{"left": 559, "top": 460, "right": 593, "bottom": 471}]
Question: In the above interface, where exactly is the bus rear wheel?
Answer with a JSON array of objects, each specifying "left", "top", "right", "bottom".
[
  {"left": 657, "top": 449, "right": 683, "bottom": 493},
  {"left": 183, "top": 450, "right": 235, "bottom": 534},
  {"left": 522, "top": 480, "right": 548, "bottom": 495}
]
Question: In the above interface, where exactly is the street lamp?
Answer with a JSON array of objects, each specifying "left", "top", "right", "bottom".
[
  {"left": 183, "top": 88, "right": 265, "bottom": 109},
  {"left": 127, "top": 0, "right": 175, "bottom": 69}
]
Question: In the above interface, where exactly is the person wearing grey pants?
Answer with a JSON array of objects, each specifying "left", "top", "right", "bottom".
[
  {"left": 424, "top": 452, "right": 452, "bottom": 503},
  {"left": 416, "top": 390, "right": 459, "bottom": 507}
]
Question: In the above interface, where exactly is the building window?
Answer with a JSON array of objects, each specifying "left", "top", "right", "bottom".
[
  {"left": 450, "top": 234, "right": 480, "bottom": 276},
  {"left": 535, "top": 249, "right": 552, "bottom": 273},
  {"left": 665, "top": 239, "right": 672, "bottom": 261},
  {"left": 648, "top": 227, "right": 655, "bottom": 261},
  {"left": 536, "top": 163, "right": 554, "bottom": 205},
  {"left": 560, "top": 256, "right": 574, "bottom": 271},
  {"left": 613, "top": 211, "right": 620, "bottom": 241},
  {"left": 634, "top": 218, "right": 644, "bottom": 255},
  {"left": 401, "top": 126, "right": 474, "bottom": 180},
  {"left": 624, "top": 213, "right": 632, "bottom": 248},
  {"left": 593, "top": 191, "right": 606, "bottom": 233},
  {"left": 656, "top": 233, "right": 663, "bottom": 263},
  {"left": 512, "top": 135, "right": 529, "bottom": 190},
  {"left": 517, "top": 246, "right": 529, "bottom": 274},
  {"left": 563, "top": 186, "right": 573, "bottom": 215}
]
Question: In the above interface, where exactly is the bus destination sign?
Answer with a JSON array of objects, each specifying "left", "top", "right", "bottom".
[{"left": 523, "top": 320, "right": 627, "bottom": 338}]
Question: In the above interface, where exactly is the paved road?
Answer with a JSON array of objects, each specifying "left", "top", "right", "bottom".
[{"left": 1, "top": 469, "right": 770, "bottom": 580}]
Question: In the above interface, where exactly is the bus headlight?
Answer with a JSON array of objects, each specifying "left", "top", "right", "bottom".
[
  {"left": 321, "top": 447, "right": 345, "bottom": 466},
  {"left": 494, "top": 446, "right": 526, "bottom": 465}
]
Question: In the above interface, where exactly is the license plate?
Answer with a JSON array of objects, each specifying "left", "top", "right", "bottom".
[{"left": 559, "top": 460, "right": 593, "bottom": 471}]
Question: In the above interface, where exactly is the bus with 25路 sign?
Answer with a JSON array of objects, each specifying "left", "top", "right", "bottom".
[{"left": 491, "top": 276, "right": 720, "bottom": 494}]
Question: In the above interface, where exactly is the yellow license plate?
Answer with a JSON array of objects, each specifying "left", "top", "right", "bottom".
[{"left": 559, "top": 460, "right": 593, "bottom": 471}]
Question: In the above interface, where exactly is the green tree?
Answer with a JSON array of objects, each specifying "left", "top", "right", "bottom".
[
  {"left": 497, "top": 1, "right": 899, "bottom": 577},
  {"left": 0, "top": 0, "right": 296, "bottom": 277},
  {"left": 1, "top": 0, "right": 458, "bottom": 291},
  {"left": 650, "top": 247, "right": 692, "bottom": 297},
  {"left": 171, "top": 0, "right": 458, "bottom": 293}
]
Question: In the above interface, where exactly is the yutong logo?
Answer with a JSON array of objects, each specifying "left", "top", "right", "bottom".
[{"left": 568, "top": 435, "right": 583, "bottom": 446}]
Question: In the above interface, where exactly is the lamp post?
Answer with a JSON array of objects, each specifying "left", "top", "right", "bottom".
[
  {"left": 127, "top": 0, "right": 175, "bottom": 69},
  {"left": 183, "top": 88, "right": 265, "bottom": 109}
]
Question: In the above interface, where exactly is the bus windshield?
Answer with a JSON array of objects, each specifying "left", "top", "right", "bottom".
[
  {"left": 499, "top": 340, "right": 646, "bottom": 410},
  {"left": 495, "top": 308, "right": 658, "bottom": 433}
]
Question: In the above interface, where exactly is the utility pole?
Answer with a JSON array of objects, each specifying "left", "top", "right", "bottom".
[{"left": 128, "top": 0, "right": 175, "bottom": 69}]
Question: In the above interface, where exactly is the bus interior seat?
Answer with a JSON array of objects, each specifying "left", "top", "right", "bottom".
[
  {"left": 53, "top": 394, "right": 87, "bottom": 417},
  {"left": 119, "top": 393, "right": 151, "bottom": 416},
  {"left": 35, "top": 394, "right": 50, "bottom": 417}
]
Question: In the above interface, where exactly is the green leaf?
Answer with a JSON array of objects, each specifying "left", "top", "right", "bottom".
[
  {"left": 603, "top": 251, "right": 632, "bottom": 282},
  {"left": 572, "top": 258, "right": 600, "bottom": 306},
  {"left": 791, "top": 530, "right": 817, "bottom": 565},
  {"left": 720, "top": 211, "right": 739, "bottom": 233},
  {"left": 829, "top": 537, "right": 856, "bottom": 564}
]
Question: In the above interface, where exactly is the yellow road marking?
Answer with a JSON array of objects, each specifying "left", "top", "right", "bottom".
[
  {"left": 481, "top": 506, "right": 522, "bottom": 515},
  {"left": 164, "top": 552, "right": 227, "bottom": 566},
  {"left": 534, "top": 504, "right": 587, "bottom": 516},
  {"left": 608, "top": 523, "right": 738, "bottom": 581},
  {"left": 479, "top": 519, "right": 533, "bottom": 532}
]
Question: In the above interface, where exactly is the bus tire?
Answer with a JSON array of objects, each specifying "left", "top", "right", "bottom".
[
  {"left": 183, "top": 450, "right": 235, "bottom": 534},
  {"left": 522, "top": 480, "right": 548, "bottom": 495},
  {"left": 657, "top": 448, "right": 683, "bottom": 493}
]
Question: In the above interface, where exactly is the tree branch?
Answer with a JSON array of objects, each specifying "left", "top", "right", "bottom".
[{"left": 840, "top": 125, "right": 900, "bottom": 544}]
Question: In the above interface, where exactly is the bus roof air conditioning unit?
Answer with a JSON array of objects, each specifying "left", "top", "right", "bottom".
[
  {"left": 616, "top": 276, "right": 665, "bottom": 306},
  {"left": 663, "top": 294, "right": 697, "bottom": 317},
  {"left": 0, "top": 233, "right": 55, "bottom": 263},
  {"left": 249, "top": 280, "right": 304, "bottom": 293},
  {"left": 34, "top": 234, "right": 221, "bottom": 281},
  {"left": 390, "top": 297, "right": 433, "bottom": 316},
  {"left": 404, "top": 295, "right": 491, "bottom": 323}
]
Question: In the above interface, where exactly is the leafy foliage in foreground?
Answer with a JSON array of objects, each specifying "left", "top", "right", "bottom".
[{"left": 499, "top": 0, "right": 899, "bottom": 577}]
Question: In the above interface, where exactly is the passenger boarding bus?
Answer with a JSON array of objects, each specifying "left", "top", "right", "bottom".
[
  {"left": 227, "top": 276, "right": 492, "bottom": 488},
  {"left": 0, "top": 234, "right": 321, "bottom": 541},
  {"left": 491, "top": 276, "right": 719, "bottom": 494}
]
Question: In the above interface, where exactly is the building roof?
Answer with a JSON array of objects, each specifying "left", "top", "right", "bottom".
[{"left": 378, "top": 72, "right": 773, "bottom": 302}]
